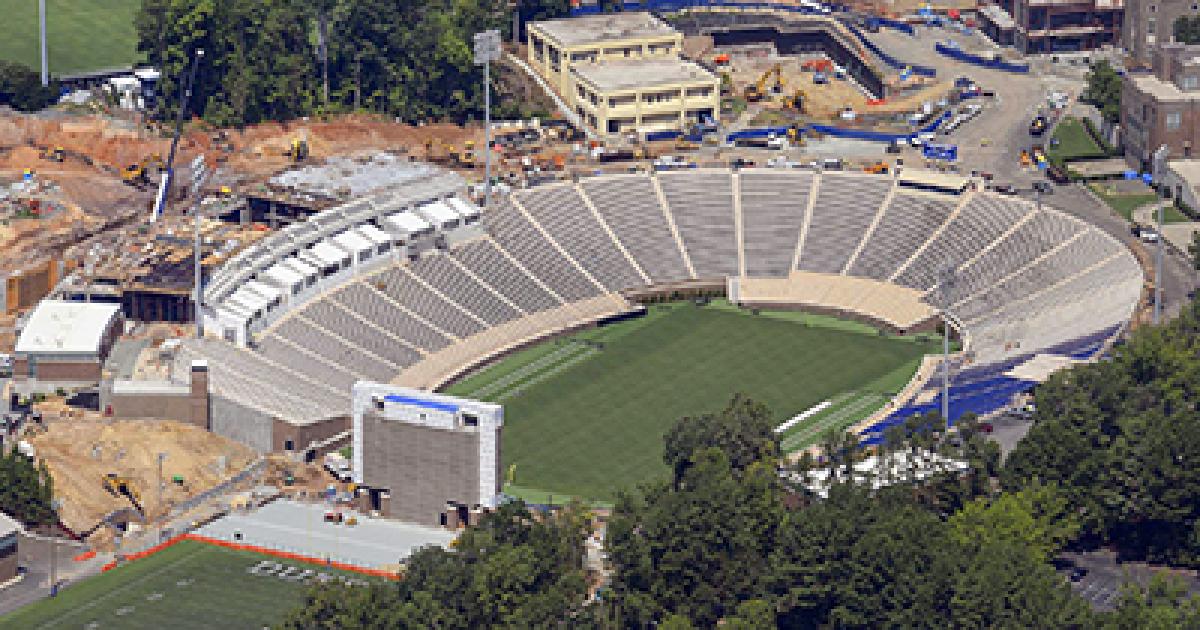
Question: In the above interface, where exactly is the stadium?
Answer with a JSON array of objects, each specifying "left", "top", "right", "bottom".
[{"left": 177, "top": 163, "right": 1143, "bottom": 504}]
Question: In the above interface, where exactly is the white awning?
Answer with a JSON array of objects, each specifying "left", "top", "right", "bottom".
[
  {"left": 383, "top": 211, "right": 432, "bottom": 235},
  {"left": 446, "top": 197, "right": 481, "bottom": 222},
  {"left": 355, "top": 223, "right": 391, "bottom": 246},
  {"left": 332, "top": 230, "right": 373, "bottom": 255},
  {"left": 417, "top": 201, "right": 459, "bottom": 228},
  {"left": 228, "top": 287, "right": 272, "bottom": 315},
  {"left": 261, "top": 263, "right": 304, "bottom": 290},
  {"left": 245, "top": 280, "right": 283, "bottom": 302},
  {"left": 310, "top": 241, "right": 351, "bottom": 267},
  {"left": 281, "top": 256, "right": 318, "bottom": 279}
]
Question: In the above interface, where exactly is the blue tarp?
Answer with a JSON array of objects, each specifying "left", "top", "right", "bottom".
[{"left": 933, "top": 43, "right": 1030, "bottom": 73}]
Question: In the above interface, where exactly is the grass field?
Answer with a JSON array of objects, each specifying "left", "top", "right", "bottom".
[
  {"left": 0, "top": 541, "right": 371, "bottom": 630},
  {"left": 1047, "top": 116, "right": 1107, "bottom": 165},
  {"left": 0, "top": 0, "right": 142, "bottom": 75},
  {"left": 445, "top": 301, "right": 940, "bottom": 502},
  {"left": 1088, "top": 183, "right": 1183, "bottom": 223}
]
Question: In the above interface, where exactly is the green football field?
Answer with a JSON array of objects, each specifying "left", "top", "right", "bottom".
[
  {"left": 0, "top": 540, "right": 373, "bottom": 630},
  {"left": 444, "top": 301, "right": 941, "bottom": 503},
  {"left": 0, "top": 0, "right": 142, "bottom": 75}
]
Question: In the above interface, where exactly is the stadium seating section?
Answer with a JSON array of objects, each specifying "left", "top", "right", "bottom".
[{"left": 194, "top": 168, "right": 1143, "bottom": 437}]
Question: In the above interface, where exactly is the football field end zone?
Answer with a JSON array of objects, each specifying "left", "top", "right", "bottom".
[{"left": 98, "top": 533, "right": 400, "bottom": 580}]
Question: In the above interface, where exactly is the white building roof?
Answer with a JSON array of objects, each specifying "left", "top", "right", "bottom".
[
  {"left": 15, "top": 300, "right": 121, "bottom": 355},
  {"left": 262, "top": 262, "right": 305, "bottom": 289},
  {"left": 229, "top": 286, "right": 272, "bottom": 314},
  {"left": 530, "top": 12, "right": 677, "bottom": 48},
  {"left": 356, "top": 223, "right": 391, "bottom": 245},
  {"left": 332, "top": 230, "right": 373, "bottom": 254},
  {"left": 446, "top": 197, "right": 480, "bottom": 221},
  {"left": 571, "top": 58, "right": 717, "bottom": 92},
  {"left": 282, "top": 256, "right": 318, "bottom": 278},
  {"left": 244, "top": 280, "right": 282, "bottom": 302},
  {"left": 418, "top": 201, "right": 459, "bottom": 227},
  {"left": 384, "top": 211, "right": 433, "bottom": 234},
  {"left": 310, "top": 241, "right": 351, "bottom": 267}
]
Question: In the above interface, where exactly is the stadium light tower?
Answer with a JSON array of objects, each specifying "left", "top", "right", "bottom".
[
  {"left": 936, "top": 265, "right": 958, "bottom": 430},
  {"left": 39, "top": 0, "right": 48, "bottom": 86},
  {"left": 474, "top": 30, "right": 502, "bottom": 210}
]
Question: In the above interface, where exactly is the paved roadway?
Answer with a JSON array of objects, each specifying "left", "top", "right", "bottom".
[
  {"left": 1058, "top": 549, "right": 1200, "bottom": 611},
  {"left": 0, "top": 534, "right": 108, "bottom": 617}
]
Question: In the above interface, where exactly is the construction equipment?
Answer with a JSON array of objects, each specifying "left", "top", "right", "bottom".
[
  {"left": 743, "top": 64, "right": 783, "bottom": 102},
  {"left": 287, "top": 138, "right": 309, "bottom": 162},
  {"left": 864, "top": 161, "right": 890, "bottom": 174},
  {"left": 783, "top": 89, "right": 806, "bottom": 112},
  {"left": 39, "top": 146, "right": 65, "bottom": 162},
  {"left": 714, "top": 53, "right": 731, "bottom": 66},
  {"left": 1019, "top": 149, "right": 1032, "bottom": 167},
  {"left": 102, "top": 473, "right": 144, "bottom": 514},
  {"left": 121, "top": 154, "right": 163, "bottom": 188}
]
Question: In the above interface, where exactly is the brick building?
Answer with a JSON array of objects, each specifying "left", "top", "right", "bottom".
[
  {"left": 351, "top": 383, "right": 502, "bottom": 528},
  {"left": 13, "top": 300, "right": 123, "bottom": 395},
  {"left": 997, "top": 0, "right": 1123, "bottom": 53},
  {"left": 1121, "top": 43, "right": 1200, "bottom": 168},
  {"left": 1124, "top": 0, "right": 1200, "bottom": 66}
]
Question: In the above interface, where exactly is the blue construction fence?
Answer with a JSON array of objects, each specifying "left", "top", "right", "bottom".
[
  {"left": 933, "top": 43, "right": 1030, "bottom": 73},
  {"left": 844, "top": 24, "right": 936, "bottom": 77},
  {"left": 864, "top": 16, "right": 914, "bottom": 34},
  {"left": 724, "top": 108, "right": 952, "bottom": 144}
]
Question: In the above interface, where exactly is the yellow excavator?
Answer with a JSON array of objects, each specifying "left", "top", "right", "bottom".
[
  {"left": 744, "top": 64, "right": 784, "bottom": 103},
  {"left": 39, "top": 146, "right": 65, "bottom": 162},
  {"left": 287, "top": 138, "right": 309, "bottom": 162},
  {"left": 103, "top": 473, "right": 144, "bottom": 514},
  {"left": 121, "top": 154, "right": 163, "bottom": 188},
  {"left": 783, "top": 89, "right": 806, "bottom": 112}
]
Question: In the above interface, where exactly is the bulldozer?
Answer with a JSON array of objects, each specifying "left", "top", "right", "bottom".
[
  {"left": 39, "top": 146, "right": 65, "bottom": 162},
  {"left": 121, "top": 154, "right": 163, "bottom": 188},
  {"left": 287, "top": 137, "right": 309, "bottom": 162},
  {"left": 103, "top": 473, "right": 144, "bottom": 514}
]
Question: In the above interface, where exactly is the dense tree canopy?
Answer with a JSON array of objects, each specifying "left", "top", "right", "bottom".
[
  {"left": 1003, "top": 298, "right": 1200, "bottom": 567},
  {"left": 0, "top": 450, "right": 56, "bottom": 528},
  {"left": 135, "top": 0, "right": 546, "bottom": 127},
  {"left": 1083, "top": 60, "right": 1121, "bottom": 124},
  {"left": 0, "top": 61, "right": 60, "bottom": 112}
]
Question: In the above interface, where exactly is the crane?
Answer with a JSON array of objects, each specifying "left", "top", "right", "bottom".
[{"left": 152, "top": 48, "right": 204, "bottom": 222}]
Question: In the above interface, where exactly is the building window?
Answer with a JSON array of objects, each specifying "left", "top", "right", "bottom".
[
  {"left": 1149, "top": 17, "right": 1156, "bottom": 33},
  {"left": 284, "top": 439, "right": 294, "bottom": 451},
  {"left": 685, "top": 86, "right": 713, "bottom": 98},
  {"left": 1184, "top": 76, "right": 1199, "bottom": 89},
  {"left": 1150, "top": 4, "right": 1157, "bottom": 11},
  {"left": 1167, "top": 111, "right": 1182, "bottom": 129}
]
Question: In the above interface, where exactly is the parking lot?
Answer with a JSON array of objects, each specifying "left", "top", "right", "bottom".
[{"left": 1058, "top": 549, "right": 1200, "bottom": 611}]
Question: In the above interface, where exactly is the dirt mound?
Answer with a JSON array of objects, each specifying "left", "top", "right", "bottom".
[{"left": 28, "top": 419, "right": 257, "bottom": 536}]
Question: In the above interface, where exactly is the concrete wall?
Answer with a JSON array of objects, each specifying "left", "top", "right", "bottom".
[
  {"left": 209, "top": 394, "right": 274, "bottom": 453},
  {"left": 271, "top": 416, "right": 349, "bottom": 455},
  {"left": 361, "top": 411, "right": 481, "bottom": 527},
  {"left": 107, "top": 391, "right": 194, "bottom": 422},
  {"left": 4, "top": 260, "right": 70, "bottom": 316}
]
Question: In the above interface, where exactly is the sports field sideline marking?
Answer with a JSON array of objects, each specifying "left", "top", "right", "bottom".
[
  {"left": 465, "top": 342, "right": 591, "bottom": 399},
  {"left": 782, "top": 393, "right": 885, "bottom": 451},
  {"left": 35, "top": 542, "right": 212, "bottom": 629},
  {"left": 775, "top": 400, "right": 833, "bottom": 434},
  {"left": 494, "top": 347, "right": 599, "bottom": 402}
]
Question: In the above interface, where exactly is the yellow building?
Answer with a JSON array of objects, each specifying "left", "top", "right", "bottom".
[
  {"left": 525, "top": 13, "right": 717, "bottom": 135},
  {"left": 571, "top": 59, "right": 719, "bottom": 134}
]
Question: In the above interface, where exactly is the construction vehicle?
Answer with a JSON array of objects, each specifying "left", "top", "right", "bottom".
[
  {"left": 1029, "top": 115, "right": 1047, "bottom": 136},
  {"left": 39, "top": 146, "right": 65, "bottom": 162},
  {"left": 743, "top": 64, "right": 783, "bottom": 102},
  {"left": 121, "top": 154, "right": 163, "bottom": 188},
  {"left": 783, "top": 89, "right": 806, "bottom": 111},
  {"left": 1019, "top": 149, "right": 1032, "bottom": 167},
  {"left": 103, "top": 473, "right": 144, "bottom": 513},
  {"left": 714, "top": 53, "right": 731, "bottom": 66},
  {"left": 864, "top": 161, "right": 889, "bottom": 174},
  {"left": 287, "top": 137, "right": 309, "bottom": 162}
]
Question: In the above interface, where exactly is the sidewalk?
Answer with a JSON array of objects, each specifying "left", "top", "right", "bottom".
[{"left": 1135, "top": 201, "right": 1200, "bottom": 256}]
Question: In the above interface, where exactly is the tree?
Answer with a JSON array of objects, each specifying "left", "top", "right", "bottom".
[
  {"left": 662, "top": 393, "right": 778, "bottom": 486},
  {"left": 0, "top": 450, "right": 56, "bottom": 528},
  {"left": 1100, "top": 573, "right": 1200, "bottom": 628},
  {"left": 0, "top": 61, "right": 60, "bottom": 112},
  {"left": 1084, "top": 60, "right": 1122, "bottom": 124},
  {"left": 1176, "top": 16, "right": 1200, "bottom": 45},
  {"left": 949, "top": 483, "right": 1080, "bottom": 563}
]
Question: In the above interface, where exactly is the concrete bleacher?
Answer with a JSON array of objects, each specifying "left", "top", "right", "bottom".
[
  {"left": 369, "top": 267, "right": 486, "bottom": 339},
  {"left": 848, "top": 192, "right": 957, "bottom": 281},
  {"left": 253, "top": 333, "right": 359, "bottom": 393},
  {"left": 451, "top": 238, "right": 561, "bottom": 313},
  {"left": 408, "top": 251, "right": 522, "bottom": 326},
  {"left": 300, "top": 299, "right": 424, "bottom": 368},
  {"left": 484, "top": 198, "right": 603, "bottom": 301},
  {"left": 332, "top": 282, "right": 451, "bottom": 353},
  {"left": 893, "top": 194, "right": 1030, "bottom": 290},
  {"left": 579, "top": 175, "right": 691, "bottom": 284},
  {"left": 267, "top": 316, "right": 397, "bottom": 382},
  {"left": 517, "top": 183, "right": 646, "bottom": 291},
  {"left": 945, "top": 210, "right": 1081, "bottom": 303},
  {"left": 797, "top": 174, "right": 891, "bottom": 275},
  {"left": 739, "top": 170, "right": 814, "bottom": 278},
  {"left": 657, "top": 170, "right": 739, "bottom": 279}
]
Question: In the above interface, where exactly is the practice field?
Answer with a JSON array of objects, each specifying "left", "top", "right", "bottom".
[
  {"left": 445, "top": 301, "right": 940, "bottom": 502},
  {"left": 0, "top": 0, "right": 141, "bottom": 75},
  {"left": 0, "top": 540, "right": 373, "bottom": 630}
]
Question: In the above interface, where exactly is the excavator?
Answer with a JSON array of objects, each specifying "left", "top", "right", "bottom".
[
  {"left": 121, "top": 154, "right": 163, "bottom": 188},
  {"left": 782, "top": 88, "right": 806, "bottom": 112},
  {"left": 103, "top": 473, "right": 144, "bottom": 514},
  {"left": 39, "top": 146, "right": 65, "bottom": 162},
  {"left": 743, "top": 64, "right": 784, "bottom": 103},
  {"left": 287, "top": 138, "right": 310, "bottom": 162}
]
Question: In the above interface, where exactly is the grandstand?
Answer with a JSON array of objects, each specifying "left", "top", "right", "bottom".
[{"left": 179, "top": 165, "right": 1141, "bottom": 463}]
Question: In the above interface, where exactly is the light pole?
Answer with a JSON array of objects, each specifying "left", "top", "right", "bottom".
[
  {"left": 49, "top": 498, "right": 62, "bottom": 596},
  {"left": 474, "top": 30, "right": 502, "bottom": 210},
  {"left": 937, "top": 265, "right": 958, "bottom": 430},
  {"left": 188, "top": 155, "right": 212, "bottom": 338},
  {"left": 155, "top": 48, "right": 204, "bottom": 223},
  {"left": 1156, "top": 199, "right": 1165, "bottom": 324},
  {"left": 39, "top": 0, "right": 48, "bottom": 86}
]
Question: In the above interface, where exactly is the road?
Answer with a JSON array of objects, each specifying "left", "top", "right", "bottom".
[
  {"left": 1058, "top": 549, "right": 1200, "bottom": 611},
  {"left": 0, "top": 534, "right": 109, "bottom": 617}
]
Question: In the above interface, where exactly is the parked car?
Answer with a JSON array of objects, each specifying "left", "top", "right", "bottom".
[{"left": 1032, "top": 181, "right": 1053, "bottom": 194}]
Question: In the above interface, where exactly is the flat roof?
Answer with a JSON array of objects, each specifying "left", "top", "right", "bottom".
[
  {"left": 332, "top": 230, "right": 373, "bottom": 254},
  {"left": 417, "top": 201, "right": 459, "bottom": 226},
  {"left": 15, "top": 300, "right": 121, "bottom": 355},
  {"left": 281, "top": 256, "right": 317, "bottom": 277},
  {"left": 1168, "top": 159, "right": 1200, "bottom": 187},
  {"left": 446, "top": 197, "right": 480, "bottom": 220},
  {"left": 1130, "top": 74, "right": 1195, "bottom": 103},
  {"left": 530, "top": 12, "right": 676, "bottom": 48},
  {"left": 262, "top": 262, "right": 305, "bottom": 288},
  {"left": 384, "top": 211, "right": 432, "bottom": 233},
  {"left": 355, "top": 224, "right": 391, "bottom": 245},
  {"left": 979, "top": 4, "right": 1015, "bottom": 29},
  {"left": 572, "top": 58, "right": 717, "bottom": 92},
  {"left": 311, "top": 241, "right": 351, "bottom": 266}
]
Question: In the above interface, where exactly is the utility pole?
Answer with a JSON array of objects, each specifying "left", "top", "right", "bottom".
[
  {"left": 39, "top": 0, "right": 48, "bottom": 86},
  {"left": 937, "top": 265, "right": 958, "bottom": 430},
  {"left": 1156, "top": 199, "right": 1165, "bottom": 324},
  {"left": 474, "top": 30, "right": 501, "bottom": 210},
  {"left": 189, "top": 156, "right": 212, "bottom": 338},
  {"left": 155, "top": 49, "right": 204, "bottom": 222}
]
